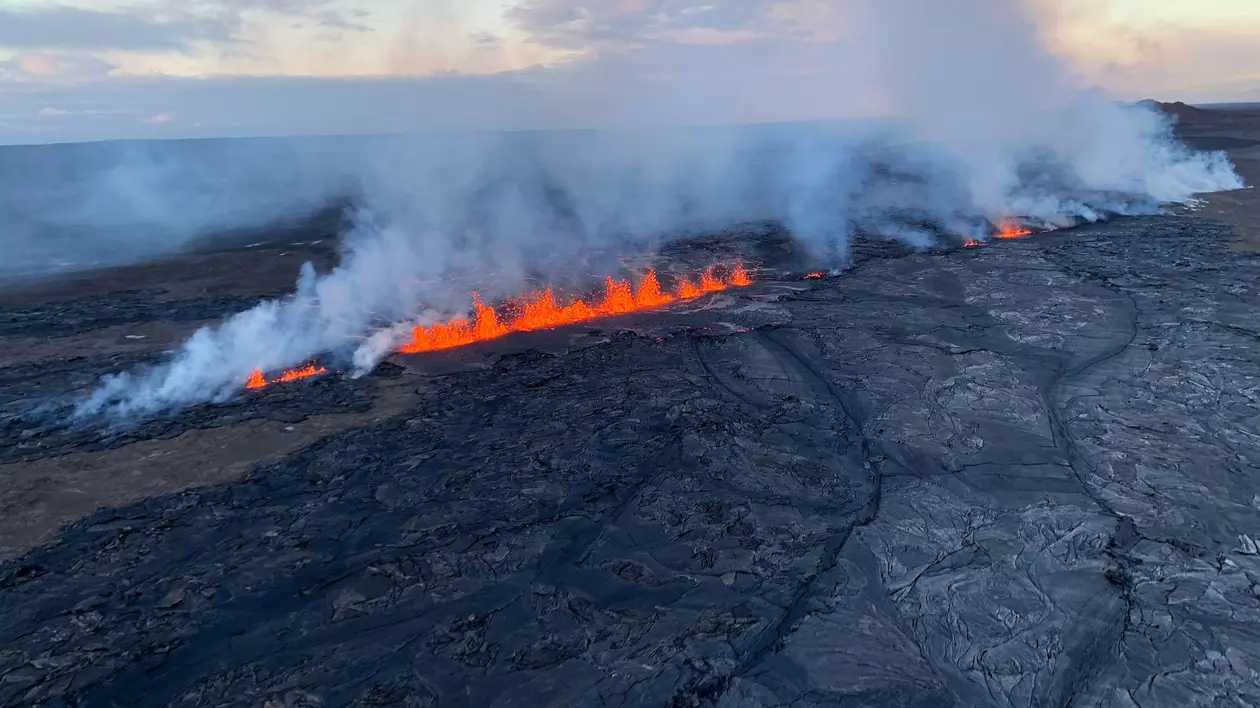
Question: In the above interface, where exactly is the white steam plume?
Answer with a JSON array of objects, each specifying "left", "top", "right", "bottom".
[{"left": 74, "top": 0, "right": 1243, "bottom": 421}]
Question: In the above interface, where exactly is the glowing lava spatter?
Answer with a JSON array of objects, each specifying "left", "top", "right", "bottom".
[
  {"left": 245, "top": 369, "right": 266, "bottom": 389},
  {"left": 958, "top": 218, "right": 1032, "bottom": 249},
  {"left": 399, "top": 263, "right": 751, "bottom": 354},
  {"left": 994, "top": 218, "right": 1033, "bottom": 239},
  {"left": 245, "top": 362, "right": 327, "bottom": 389}
]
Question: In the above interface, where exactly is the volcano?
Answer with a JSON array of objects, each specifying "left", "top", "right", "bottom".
[{"left": 0, "top": 105, "right": 1258, "bottom": 708}]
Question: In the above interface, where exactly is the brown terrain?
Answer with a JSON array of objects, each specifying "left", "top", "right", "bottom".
[{"left": 0, "top": 107, "right": 1257, "bottom": 707}]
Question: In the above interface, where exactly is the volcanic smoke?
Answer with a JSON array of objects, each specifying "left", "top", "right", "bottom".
[{"left": 70, "top": 0, "right": 1247, "bottom": 420}]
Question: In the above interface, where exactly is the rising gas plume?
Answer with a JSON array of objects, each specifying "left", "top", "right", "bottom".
[{"left": 73, "top": 0, "right": 1243, "bottom": 420}]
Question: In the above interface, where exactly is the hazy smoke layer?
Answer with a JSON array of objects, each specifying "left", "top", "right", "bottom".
[
  {"left": 74, "top": 0, "right": 1244, "bottom": 421},
  {"left": 0, "top": 137, "right": 369, "bottom": 279}
]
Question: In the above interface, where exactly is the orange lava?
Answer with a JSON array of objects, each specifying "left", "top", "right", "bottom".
[
  {"left": 245, "top": 369, "right": 266, "bottom": 389},
  {"left": 994, "top": 218, "right": 1033, "bottom": 239},
  {"left": 245, "top": 362, "right": 327, "bottom": 389},
  {"left": 802, "top": 272, "right": 827, "bottom": 280},
  {"left": 963, "top": 238, "right": 982, "bottom": 248},
  {"left": 399, "top": 263, "right": 751, "bottom": 354},
  {"left": 244, "top": 262, "right": 751, "bottom": 389}
]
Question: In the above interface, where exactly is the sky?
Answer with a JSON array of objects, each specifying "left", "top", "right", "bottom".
[{"left": 0, "top": 0, "right": 1258, "bottom": 144}]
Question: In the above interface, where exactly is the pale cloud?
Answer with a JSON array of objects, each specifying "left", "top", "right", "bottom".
[
  {"left": 0, "top": 5, "right": 232, "bottom": 51},
  {"left": 35, "top": 104, "right": 115, "bottom": 117},
  {"left": 201, "top": 0, "right": 373, "bottom": 35},
  {"left": 25, "top": 0, "right": 557, "bottom": 79},
  {"left": 16, "top": 52, "right": 116, "bottom": 78},
  {"left": 381, "top": 1, "right": 566, "bottom": 77},
  {"left": 657, "top": 26, "right": 760, "bottom": 45},
  {"left": 1039, "top": 0, "right": 1260, "bottom": 101},
  {"left": 508, "top": 0, "right": 782, "bottom": 50},
  {"left": 0, "top": 72, "right": 587, "bottom": 144},
  {"left": 507, "top": 0, "right": 1260, "bottom": 105},
  {"left": 1, "top": 0, "right": 1259, "bottom": 145},
  {"left": 0, "top": 1, "right": 385, "bottom": 78}
]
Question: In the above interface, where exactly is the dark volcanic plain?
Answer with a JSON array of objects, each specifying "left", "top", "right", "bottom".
[{"left": 2, "top": 108, "right": 1260, "bottom": 708}]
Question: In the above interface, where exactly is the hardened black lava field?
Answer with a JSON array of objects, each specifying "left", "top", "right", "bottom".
[{"left": 1, "top": 106, "right": 1259, "bottom": 707}]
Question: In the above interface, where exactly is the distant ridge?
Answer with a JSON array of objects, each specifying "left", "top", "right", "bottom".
[
  {"left": 1136, "top": 99, "right": 1205, "bottom": 123},
  {"left": 1197, "top": 101, "right": 1260, "bottom": 110}
]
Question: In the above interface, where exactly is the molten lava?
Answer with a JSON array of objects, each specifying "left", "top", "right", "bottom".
[
  {"left": 244, "top": 262, "right": 751, "bottom": 390},
  {"left": 399, "top": 263, "right": 751, "bottom": 354},
  {"left": 245, "top": 369, "right": 265, "bottom": 389},
  {"left": 957, "top": 218, "right": 1033, "bottom": 249},
  {"left": 802, "top": 272, "right": 827, "bottom": 280},
  {"left": 994, "top": 218, "right": 1033, "bottom": 239},
  {"left": 245, "top": 362, "right": 327, "bottom": 389}
]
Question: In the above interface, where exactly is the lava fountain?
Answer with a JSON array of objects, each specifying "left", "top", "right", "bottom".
[
  {"left": 244, "top": 262, "right": 751, "bottom": 388},
  {"left": 994, "top": 218, "right": 1034, "bottom": 239},
  {"left": 401, "top": 263, "right": 750, "bottom": 353},
  {"left": 245, "top": 362, "right": 327, "bottom": 389}
]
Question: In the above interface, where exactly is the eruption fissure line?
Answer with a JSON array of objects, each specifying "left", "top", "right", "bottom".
[
  {"left": 963, "top": 218, "right": 1037, "bottom": 248},
  {"left": 245, "top": 362, "right": 327, "bottom": 389},
  {"left": 245, "top": 262, "right": 751, "bottom": 388},
  {"left": 400, "top": 263, "right": 750, "bottom": 354},
  {"left": 994, "top": 218, "right": 1034, "bottom": 239}
]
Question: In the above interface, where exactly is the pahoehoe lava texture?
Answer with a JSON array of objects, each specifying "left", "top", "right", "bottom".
[{"left": 1, "top": 213, "right": 1260, "bottom": 707}]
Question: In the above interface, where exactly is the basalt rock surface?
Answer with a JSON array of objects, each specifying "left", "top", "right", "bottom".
[{"left": 0, "top": 209, "right": 1258, "bottom": 707}]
